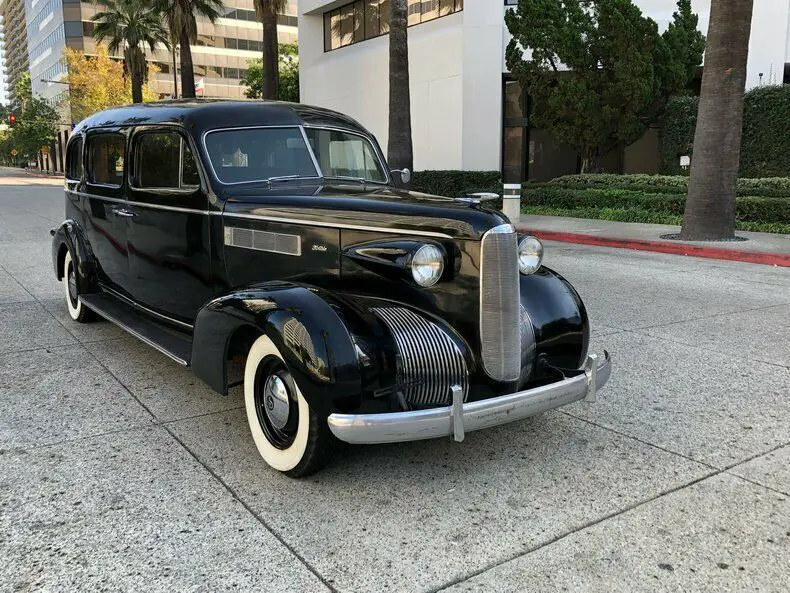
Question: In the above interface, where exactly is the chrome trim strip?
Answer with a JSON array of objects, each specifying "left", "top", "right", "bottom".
[
  {"left": 81, "top": 298, "right": 190, "bottom": 366},
  {"left": 67, "top": 190, "right": 211, "bottom": 215},
  {"left": 327, "top": 352, "right": 612, "bottom": 444},
  {"left": 216, "top": 211, "right": 456, "bottom": 239},
  {"left": 102, "top": 285, "right": 194, "bottom": 331},
  {"left": 299, "top": 125, "right": 324, "bottom": 176}
]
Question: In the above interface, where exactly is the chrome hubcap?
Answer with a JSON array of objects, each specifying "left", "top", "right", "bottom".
[
  {"left": 67, "top": 267, "right": 78, "bottom": 302},
  {"left": 263, "top": 374, "right": 290, "bottom": 430}
]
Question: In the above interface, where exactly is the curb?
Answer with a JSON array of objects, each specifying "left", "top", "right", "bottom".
[{"left": 515, "top": 226, "right": 790, "bottom": 268}]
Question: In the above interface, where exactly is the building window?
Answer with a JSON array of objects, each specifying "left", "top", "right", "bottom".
[{"left": 324, "top": 0, "right": 462, "bottom": 52}]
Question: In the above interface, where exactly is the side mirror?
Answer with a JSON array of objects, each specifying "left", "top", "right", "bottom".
[{"left": 391, "top": 168, "right": 411, "bottom": 185}]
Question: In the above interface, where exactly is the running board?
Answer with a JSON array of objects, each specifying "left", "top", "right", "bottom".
[{"left": 80, "top": 293, "right": 192, "bottom": 366}]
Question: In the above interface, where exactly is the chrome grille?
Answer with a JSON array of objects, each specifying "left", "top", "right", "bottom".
[
  {"left": 224, "top": 226, "right": 302, "bottom": 256},
  {"left": 480, "top": 224, "right": 521, "bottom": 382},
  {"left": 372, "top": 307, "right": 469, "bottom": 406}
]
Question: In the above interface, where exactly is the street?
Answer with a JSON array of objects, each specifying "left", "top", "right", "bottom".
[{"left": 1, "top": 168, "right": 789, "bottom": 592}]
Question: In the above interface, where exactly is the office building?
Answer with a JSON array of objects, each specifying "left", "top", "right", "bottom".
[
  {"left": 299, "top": 0, "right": 790, "bottom": 180},
  {"left": 0, "top": 0, "right": 28, "bottom": 104}
]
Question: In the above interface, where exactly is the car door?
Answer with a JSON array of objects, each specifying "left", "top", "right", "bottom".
[
  {"left": 125, "top": 127, "right": 214, "bottom": 324},
  {"left": 83, "top": 129, "right": 132, "bottom": 296}
]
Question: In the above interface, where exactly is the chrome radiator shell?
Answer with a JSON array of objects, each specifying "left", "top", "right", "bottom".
[
  {"left": 372, "top": 307, "right": 469, "bottom": 406},
  {"left": 479, "top": 224, "right": 521, "bottom": 382}
]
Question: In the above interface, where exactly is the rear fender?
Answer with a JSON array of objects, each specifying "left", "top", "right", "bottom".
[
  {"left": 191, "top": 282, "right": 362, "bottom": 416},
  {"left": 51, "top": 220, "right": 99, "bottom": 294}
]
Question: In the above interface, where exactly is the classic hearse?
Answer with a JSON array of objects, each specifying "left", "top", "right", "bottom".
[{"left": 52, "top": 100, "right": 611, "bottom": 477}]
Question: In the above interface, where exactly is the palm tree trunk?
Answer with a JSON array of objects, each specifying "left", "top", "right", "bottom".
[
  {"left": 387, "top": 0, "right": 413, "bottom": 180},
  {"left": 172, "top": 41, "right": 179, "bottom": 98},
  {"left": 261, "top": 11, "right": 279, "bottom": 99},
  {"left": 680, "top": 0, "right": 754, "bottom": 240},
  {"left": 128, "top": 48, "right": 144, "bottom": 104},
  {"left": 180, "top": 29, "right": 196, "bottom": 99}
]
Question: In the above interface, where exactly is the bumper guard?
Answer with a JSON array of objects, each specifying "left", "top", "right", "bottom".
[{"left": 327, "top": 351, "right": 611, "bottom": 444}]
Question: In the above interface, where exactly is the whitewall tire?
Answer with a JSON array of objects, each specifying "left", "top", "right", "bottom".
[
  {"left": 244, "top": 334, "right": 334, "bottom": 477},
  {"left": 63, "top": 250, "right": 93, "bottom": 323}
]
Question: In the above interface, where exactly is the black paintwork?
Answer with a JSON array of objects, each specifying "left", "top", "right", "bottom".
[{"left": 52, "top": 100, "right": 590, "bottom": 417}]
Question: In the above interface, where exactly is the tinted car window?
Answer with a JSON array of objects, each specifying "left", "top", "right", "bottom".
[
  {"left": 204, "top": 127, "right": 318, "bottom": 184},
  {"left": 88, "top": 134, "right": 125, "bottom": 186},
  {"left": 66, "top": 137, "right": 83, "bottom": 180},
  {"left": 304, "top": 128, "right": 387, "bottom": 182},
  {"left": 135, "top": 131, "right": 200, "bottom": 189}
]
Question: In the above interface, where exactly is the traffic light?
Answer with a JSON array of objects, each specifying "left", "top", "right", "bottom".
[{"left": 7, "top": 113, "right": 15, "bottom": 126}]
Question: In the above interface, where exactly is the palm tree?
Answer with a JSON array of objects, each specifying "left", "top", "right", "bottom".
[
  {"left": 680, "top": 0, "right": 754, "bottom": 240},
  {"left": 253, "top": 0, "right": 286, "bottom": 100},
  {"left": 387, "top": 0, "right": 413, "bottom": 181},
  {"left": 93, "top": 0, "right": 169, "bottom": 104},
  {"left": 156, "top": 0, "right": 224, "bottom": 99}
]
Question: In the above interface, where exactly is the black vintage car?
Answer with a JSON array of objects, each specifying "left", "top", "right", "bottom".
[{"left": 52, "top": 100, "right": 611, "bottom": 477}]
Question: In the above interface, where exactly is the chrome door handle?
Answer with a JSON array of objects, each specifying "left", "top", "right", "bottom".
[{"left": 112, "top": 208, "right": 136, "bottom": 218}]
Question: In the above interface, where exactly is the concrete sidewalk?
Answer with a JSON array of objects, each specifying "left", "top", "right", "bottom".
[{"left": 517, "top": 214, "right": 790, "bottom": 266}]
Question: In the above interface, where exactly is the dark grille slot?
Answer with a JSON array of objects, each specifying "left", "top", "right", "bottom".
[
  {"left": 480, "top": 225, "right": 521, "bottom": 382},
  {"left": 372, "top": 307, "right": 469, "bottom": 406}
]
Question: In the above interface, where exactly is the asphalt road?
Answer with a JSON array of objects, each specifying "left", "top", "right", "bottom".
[{"left": 1, "top": 169, "right": 789, "bottom": 592}]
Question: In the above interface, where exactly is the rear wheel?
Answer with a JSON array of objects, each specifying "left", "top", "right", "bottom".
[
  {"left": 62, "top": 250, "right": 94, "bottom": 323},
  {"left": 244, "top": 334, "right": 334, "bottom": 478}
]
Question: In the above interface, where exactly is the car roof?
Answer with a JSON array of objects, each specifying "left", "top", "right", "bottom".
[{"left": 72, "top": 100, "right": 370, "bottom": 137}]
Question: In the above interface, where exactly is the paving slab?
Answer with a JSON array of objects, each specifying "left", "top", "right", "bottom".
[
  {"left": 0, "top": 427, "right": 330, "bottom": 592},
  {"left": 730, "top": 445, "right": 790, "bottom": 496},
  {"left": 0, "top": 345, "right": 153, "bottom": 450},
  {"left": 169, "top": 409, "right": 709, "bottom": 593},
  {"left": 0, "top": 241, "right": 61, "bottom": 302},
  {"left": 84, "top": 337, "right": 244, "bottom": 422},
  {"left": 0, "top": 268, "right": 34, "bottom": 304},
  {"left": 442, "top": 473, "right": 790, "bottom": 593},
  {"left": 41, "top": 297, "right": 130, "bottom": 344},
  {"left": 565, "top": 331, "right": 790, "bottom": 468},
  {"left": 0, "top": 301, "right": 76, "bottom": 355},
  {"left": 642, "top": 304, "right": 790, "bottom": 368}
]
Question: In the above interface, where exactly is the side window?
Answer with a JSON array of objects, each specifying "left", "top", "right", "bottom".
[
  {"left": 66, "top": 137, "right": 83, "bottom": 180},
  {"left": 134, "top": 131, "right": 200, "bottom": 190},
  {"left": 87, "top": 133, "right": 125, "bottom": 186}
]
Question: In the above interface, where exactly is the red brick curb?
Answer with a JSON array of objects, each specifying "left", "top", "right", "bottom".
[{"left": 515, "top": 225, "right": 790, "bottom": 268}]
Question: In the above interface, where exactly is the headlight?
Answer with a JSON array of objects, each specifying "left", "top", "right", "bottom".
[
  {"left": 410, "top": 244, "right": 444, "bottom": 287},
  {"left": 518, "top": 236, "right": 543, "bottom": 275}
]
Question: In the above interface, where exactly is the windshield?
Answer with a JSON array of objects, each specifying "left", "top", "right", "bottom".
[
  {"left": 204, "top": 127, "right": 319, "bottom": 184},
  {"left": 304, "top": 128, "right": 388, "bottom": 183}
]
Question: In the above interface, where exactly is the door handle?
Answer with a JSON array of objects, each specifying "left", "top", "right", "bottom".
[{"left": 112, "top": 208, "right": 136, "bottom": 218}]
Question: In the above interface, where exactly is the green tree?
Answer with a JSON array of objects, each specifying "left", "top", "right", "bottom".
[
  {"left": 9, "top": 96, "right": 59, "bottom": 159},
  {"left": 505, "top": 0, "right": 705, "bottom": 173},
  {"left": 680, "top": 0, "right": 754, "bottom": 240},
  {"left": 92, "top": 0, "right": 170, "bottom": 104},
  {"left": 387, "top": 0, "right": 413, "bottom": 180},
  {"left": 253, "top": 0, "right": 287, "bottom": 100},
  {"left": 155, "top": 0, "right": 224, "bottom": 99},
  {"left": 240, "top": 43, "right": 299, "bottom": 102}
]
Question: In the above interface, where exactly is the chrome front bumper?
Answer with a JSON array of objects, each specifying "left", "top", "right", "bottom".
[{"left": 327, "top": 352, "right": 611, "bottom": 445}]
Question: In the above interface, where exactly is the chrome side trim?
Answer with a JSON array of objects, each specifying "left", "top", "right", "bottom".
[
  {"left": 224, "top": 226, "right": 302, "bottom": 256},
  {"left": 67, "top": 191, "right": 211, "bottom": 215},
  {"left": 217, "top": 211, "right": 456, "bottom": 239},
  {"left": 327, "top": 352, "right": 612, "bottom": 444},
  {"left": 102, "top": 285, "right": 193, "bottom": 331},
  {"left": 371, "top": 307, "right": 469, "bottom": 406}
]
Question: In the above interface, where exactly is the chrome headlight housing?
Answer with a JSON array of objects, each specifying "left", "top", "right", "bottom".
[
  {"left": 410, "top": 244, "right": 445, "bottom": 287},
  {"left": 518, "top": 235, "right": 543, "bottom": 275}
]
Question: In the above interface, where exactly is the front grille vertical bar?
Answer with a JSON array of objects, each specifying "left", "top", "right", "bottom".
[{"left": 479, "top": 223, "right": 521, "bottom": 382}]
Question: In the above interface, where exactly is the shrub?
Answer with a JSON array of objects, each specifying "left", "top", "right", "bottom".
[{"left": 412, "top": 170, "right": 501, "bottom": 197}]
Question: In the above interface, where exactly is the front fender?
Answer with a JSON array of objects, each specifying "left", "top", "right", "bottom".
[
  {"left": 191, "top": 282, "right": 362, "bottom": 416},
  {"left": 51, "top": 220, "right": 99, "bottom": 294},
  {"left": 520, "top": 267, "right": 590, "bottom": 373}
]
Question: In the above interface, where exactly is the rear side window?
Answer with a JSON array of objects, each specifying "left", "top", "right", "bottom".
[
  {"left": 134, "top": 131, "right": 201, "bottom": 190},
  {"left": 66, "top": 137, "right": 83, "bottom": 180},
  {"left": 87, "top": 134, "right": 125, "bottom": 186}
]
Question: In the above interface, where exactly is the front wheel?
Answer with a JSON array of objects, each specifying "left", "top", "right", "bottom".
[{"left": 244, "top": 334, "right": 334, "bottom": 478}]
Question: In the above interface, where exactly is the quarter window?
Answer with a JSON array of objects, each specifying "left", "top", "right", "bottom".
[
  {"left": 66, "top": 137, "right": 84, "bottom": 181},
  {"left": 87, "top": 133, "right": 125, "bottom": 186},
  {"left": 134, "top": 131, "right": 200, "bottom": 190}
]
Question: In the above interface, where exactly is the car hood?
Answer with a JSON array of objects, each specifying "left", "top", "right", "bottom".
[{"left": 219, "top": 182, "right": 508, "bottom": 240}]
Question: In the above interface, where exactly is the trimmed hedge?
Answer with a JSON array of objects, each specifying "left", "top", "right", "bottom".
[
  {"left": 660, "top": 86, "right": 790, "bottom": 177},
  {"left": 521, "top": 186, "right": 790, "bottom": 232},
  {"left": 412, "top": 170, "right": 501, "bottom": 197},
  {"left": 543, "top": 173, "right": 790, "bottom": 198}
]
